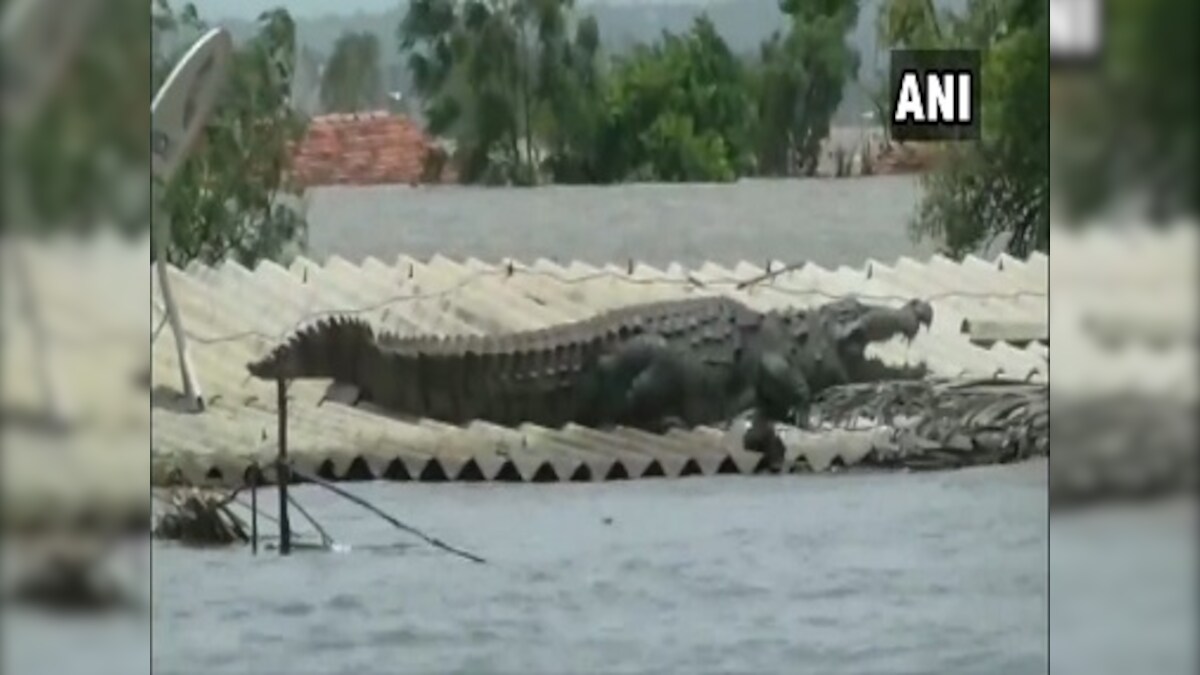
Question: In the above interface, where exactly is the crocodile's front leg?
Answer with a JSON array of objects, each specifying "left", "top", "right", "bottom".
[
  {"left": 743, "top": 409, "right": 788, "bottom": 473},
  {"left": 740, "top": 351, "right": 812, "bottom": 473}
]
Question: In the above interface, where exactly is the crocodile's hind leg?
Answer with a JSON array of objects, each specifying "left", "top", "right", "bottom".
[
  {"left": 582, "top": 333, "right": 689, "bottom": 432},
  {"left": 616, "top": 358, "right": 688, "bottom": 433}
]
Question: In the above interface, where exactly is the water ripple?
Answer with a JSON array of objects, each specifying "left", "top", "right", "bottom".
[{"left": 154, "top": 465, "right": 1047, "bottom": 674}]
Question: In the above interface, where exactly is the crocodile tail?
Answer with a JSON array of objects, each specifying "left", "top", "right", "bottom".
[{"left": 246, "top": 316, "right": 375, "bottom": 382}]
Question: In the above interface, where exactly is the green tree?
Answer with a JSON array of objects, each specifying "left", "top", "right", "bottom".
[
  {"left": 533, "top": 8, "right": 606, "bottom": 182},
  {"left": 1050, "top": 0, "right": 1197, "bottom": 222},
  {"left": 6, "top": 0, "right": 151, "bottom": 235},
  {"left": 400, "top": 1, "right": 550, "bottom": 184},
  {"left": 153, "top": 2, "right": 310, "bottom": 266},
  {"left": 597, "top": 15, "right": 754, "bottom": 182},
  {"left": 881, "top": 0, "right": 1048, "bottom": 257},
  {"left": 320, "top": 31, "right": 385, "bottom": 113},
  {"left": 395, "top": 0, "right": 859, "bottom": 185},
  {"left": 753, "top": 0, "right": 861, "bottom": 176}
]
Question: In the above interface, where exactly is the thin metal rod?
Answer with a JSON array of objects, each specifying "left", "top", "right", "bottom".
[
  {"left": 276, "top": 377, "right": 291, "bottom": 555},
  {"left": 233, "top": 496, "right": 279, "bottom": 525},
  {"left": 286, "top": 493, "right": 333, "bottom": 549},
  {"left": 250, "top": 468, "right": 258, "bottom": 555},
  {"left": 291, "top": 467, "right": 486, "bottom": 565},
  {"left": 8, "top": 245, "right": 71, "bottom": 427},
  {"left": 152, "top": 208, "right": 204, "bottom": 411},
  {"left": 151, "top": 313, "right": 169, "bottom": 344}
]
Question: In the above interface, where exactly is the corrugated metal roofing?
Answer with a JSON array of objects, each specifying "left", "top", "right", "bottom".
[
  {"left": 12, "top": 223, "right": 1199, "bottom": 523},
  {"left": 3, "top": 234, "right": 149, "bottom": 531},
  {"left": 148, "top": 243, "right": 1049, "bottom": 486},
  {"left": 1049, "top": 224, "right": 1197, "bottom": 398}
]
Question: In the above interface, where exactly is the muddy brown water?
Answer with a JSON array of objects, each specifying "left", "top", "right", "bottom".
[
  {"left": 303, "top": 176, "right": 935, "bottom": 268},
  {"left": 147, "top": 465, "right": 1048, "bottom": 674}
]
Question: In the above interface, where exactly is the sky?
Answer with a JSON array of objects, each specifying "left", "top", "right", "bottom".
[{"left": 192, "top": 0, "right": 704, "bottom": 21}]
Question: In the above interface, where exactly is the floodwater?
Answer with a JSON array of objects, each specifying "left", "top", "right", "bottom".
[
  {"left": 151, "top": 462, "right": 1048, "bottom": 674},
  {"left": 305, "top": 176, "right": 934, "bottom": 268}
]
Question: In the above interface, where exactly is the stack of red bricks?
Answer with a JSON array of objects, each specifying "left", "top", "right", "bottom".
[{"left": 289, "top": 111, "right": 456, "bottom": 188}]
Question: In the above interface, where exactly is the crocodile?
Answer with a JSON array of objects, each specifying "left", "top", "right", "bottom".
[{"left": 246, "top": 295, "right": 933, "bottom": 462}]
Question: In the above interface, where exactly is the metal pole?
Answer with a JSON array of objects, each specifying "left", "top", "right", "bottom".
[
  {"left": 250, "top": 466, "right": 258, "bottom": 555},
  {"left": 287, "top": 493, "right": 333, "bottom": 549},
  {"left": 277, "top": 377, "right": 291, "bottom": 555},
  {"left": 7, "top": 244, "right": 71, "bottom": 428},
  {"left": 153, "top": 207, "right": 205, "bottom": 412}
]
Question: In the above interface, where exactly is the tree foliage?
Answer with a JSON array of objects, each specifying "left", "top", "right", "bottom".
[
  {"left": 1050, "top": 0, "right": 1197, "bottom": 222},
  {"left": 153, "top": 1, "right": 309, "bottom": 266},
  {"left": 753, "top": 0, "right": 861, "bottom": 176},
  {"left": 320, "top": 31, "right": 385, "bottom": 113},
  {"left": 881, "top": 0, "right": 1048, "bottom": 258},
  {"left": 596, "top": 16, "right": 754, "bottom": 182},
  {"left": 397, "top": 0, "right": 859, "bottom": 184},
  {"left": 5, "top": 0, "right": 150, "bottom": 235},
  {"left": 535, "top": 13, "right": 605, "bottom": 182},
  {"left": 400, "top": 0, "right": 571, "bottom": 184}
]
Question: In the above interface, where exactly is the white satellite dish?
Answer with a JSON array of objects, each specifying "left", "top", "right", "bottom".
[
  {"left": 151, "top": 27, "right": 233, "bottom": 183},
  {"left": 151, "top": 27, "right": 234, "bottom": 412},
  {"left": 0, "top": 0, "right": 100, "bottom": 128}
]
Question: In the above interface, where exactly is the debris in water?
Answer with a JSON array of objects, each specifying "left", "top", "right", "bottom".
[{"left": 153, "top": 487, "right": 248, "bottom": 546}]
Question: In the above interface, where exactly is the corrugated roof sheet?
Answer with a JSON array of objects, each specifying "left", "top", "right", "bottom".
[
  {"left": 290, "top": 111, "right": 455, "bottom": 188},
  {"left": 1049, "top": 224, "right": 1197, "bottom": 398},
  {"left": 148, "top": 244, "right": 1049, "bottom": 486},
  {"left": 14, "top": 223, "right": 1200, "bottom": 522},
  {"left": 3, "top": 234, "right": 149, "bottom": 531}
]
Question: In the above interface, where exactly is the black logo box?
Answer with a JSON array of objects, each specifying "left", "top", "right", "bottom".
[{"left": 889, "top": 49, "right": 982, "bottom": 142}]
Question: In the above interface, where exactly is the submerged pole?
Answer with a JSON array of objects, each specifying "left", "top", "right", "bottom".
[
  {"left": 250, "top": 466, "right": 258, "bottom": 555},
  {"left": 277, "top": 377, "right": 291, "bottom": 555},
  {"left": 287, "top": 493, "right": 333, "bottom": 549}
]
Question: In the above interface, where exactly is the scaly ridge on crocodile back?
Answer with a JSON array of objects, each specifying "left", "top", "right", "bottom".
[
  {"left": 247, "top": 297, "right": 770, "bottom": 427},
  {"left": 246, "top": 316, "right": 377, "bottom": 383},
  {"left": 391, "top": 296, "right": 769, "bottom": 427}
]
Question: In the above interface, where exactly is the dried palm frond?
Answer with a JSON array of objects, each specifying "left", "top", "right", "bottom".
[
  {"left": 152, "top": 487, "right": 248, "bottom": 546},
  {"left": 809, "top": 378, "right": 1049, "bottom": 471}
]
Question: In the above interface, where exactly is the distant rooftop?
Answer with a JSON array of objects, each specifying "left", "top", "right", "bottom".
[{"left": 290, "top": 111, "right": 455, "bottom": 188}]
